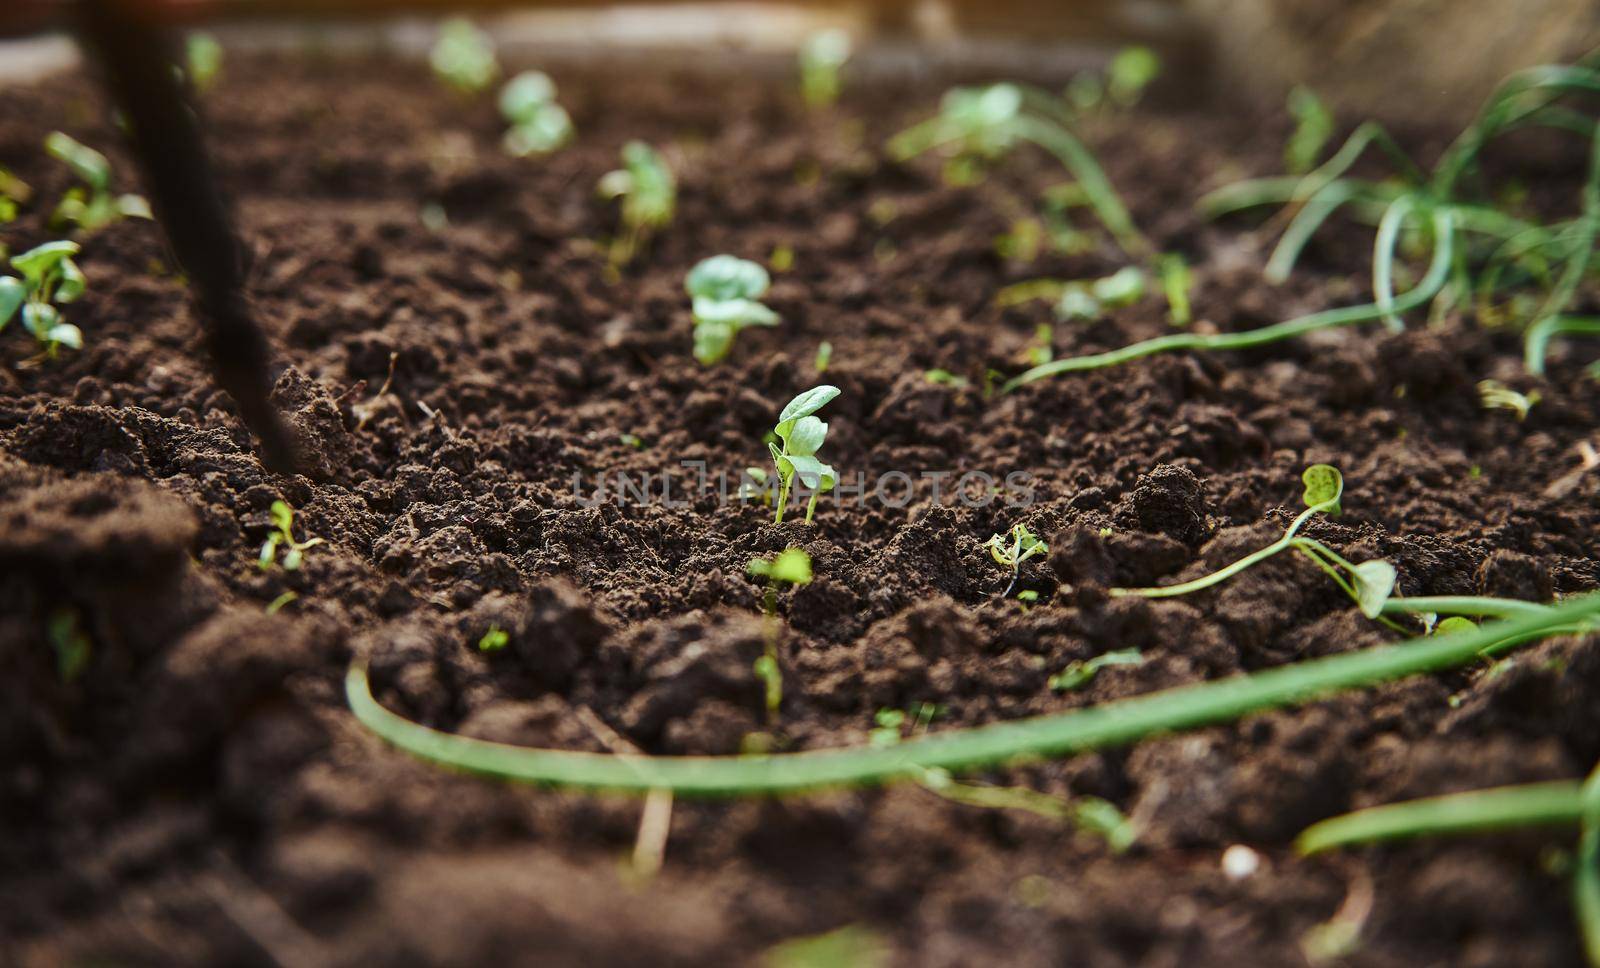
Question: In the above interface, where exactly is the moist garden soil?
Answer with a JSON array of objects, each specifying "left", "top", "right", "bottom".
[{"left": 2, "top": 50, "right": 1599, "bottom": 968}]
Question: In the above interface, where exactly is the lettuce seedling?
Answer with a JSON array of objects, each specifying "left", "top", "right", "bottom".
[
  {"left": 799, "top": 29, "right": 852, "bottom": 110},
  {"left": 1111, "top": 465, "right": 1400, "bottom": 623},
  {"left": 186, "top": 32, "right": 223, "bottom": 92},
  {"left": 258, "top": 499, "right": 324, "bottom": 571},
  {"left": 684, "top": 255, "right": 779, "bottom": 365},
  {"left": 983, "top": 523, "right": 1048, "bottom": 598},
  {"left": 45, "top": 132, "right": 151, "bottom": 233},
  {"left": 767, "top": 385, "right": 839, "bottom": 524},
  {"left": 498, "top": 71, "right": 573, "bottom": 156},
  {"left": 597, "top": 141, "right": 676, "bottom": 265},
  {"left": 430, "top": 18, "right": 498, "bottom": 95},
  {"left": 0, "top": 240, "right": 87, "bottom": 356},
  {"left": 748, "top": 547, "right": 813, "bottom": 719}
]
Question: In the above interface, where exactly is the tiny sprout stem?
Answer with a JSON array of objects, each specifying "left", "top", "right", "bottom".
[
  {"left": 774, "top": 473, "right": 792, "bottom": 525},
  {"left": 347, "top": 594, "right": 1600, "bottom": 796},
  {"left": 1009, "top": 115, "right": 1150, "bottom": 258},
  {"left": 1002, "top": 208, "right": 1454, "bottom": 392},
  {"left": 1577, "top": 762, "right": 1600, "bottom": 965},
  {"left": 1295, "top": 780, "right": 1585, "bottom": 855},
  {"left": 1376, "top": 596, "right": 1556, "bottom": 619},
  {"left": 1526, "top": 316, "right": 1600, "bottom": 375},
  {"left": 1110, "top": 502, "right": 1331, "bottom": 601},
  {"left": 1372, "top": 194, "right": 1419, "bottom": 332}
]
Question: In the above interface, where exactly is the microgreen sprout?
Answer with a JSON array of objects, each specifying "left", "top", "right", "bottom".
[
  {"left": 348, "top": 591, "right": 1600, "bottom": 794},
  {"left": 185, "top": 32, "right": 223, "bottom": 93},
  {"left": 1158, "top": 254, "right": 1193, "bottom": 326},
  {"left": 430, "top": 18, "right": 498, "bottom": 95},
  {"left": 924, "top": 368, "right": 970, "bottom": 388},
  {"left": 45, "top": 132, "right": 151, "bottom": 233},
  {"left": 684, "top": 255, "right": 779, "bottom": 365},
  {"left": 1053, "top": 265, "right": 1145, "bottom": 321},
  {"left": 813, "top": 340, "right": 832, "bottom": 373},
  {"left": 1048, "top": 649, "right": 1143, "bottom": 692},
  {"left": 798, "top": 29, "right": 852, "bottom": 110},
  {"left": 748, "top": 547, "right": 813, "bottom": 719},
  {"left": 889, "top": 82, "right": 1149, "bottom": 258},
  {"left": 258, "top": 499, "right": 323, "bottom": 571},
  {"left": 1478, "top": 379, "right": 1541, "bottom": 420},
  {"left": 478, "top": 626, "right": 510, "bottom": 652},
  {"left": 265, "top": 591, "right": 298, "bottom": 615},
  {"left": 1284, "top": 86, "right": 1334, "bottom": 175},
  {"left": 498, "top": 71, "right": 573, "bottom": 156},
  {"left": 0, "top": 240, "right": 88, "bottom": 357},
  {"left": 1110, "top": 465, "right": 1401, "bottom": 624},
  {"left": 597, "top": 141, "right": 676, "bottom": 266},
  {"left": 1106, "top": 46, "right": 1160, "bottom": 109},
  {"left": 767, "top": 386, "right": 839, "bottom": 525},
  {"left": 47, "top": 608, "right": 91, "bottom": 683},
  {"left": 983, "top": 523, "right": 1048, "bottom": 598},
  {"left": 0, "top": 167, "right": 30, "bottom": 223}
]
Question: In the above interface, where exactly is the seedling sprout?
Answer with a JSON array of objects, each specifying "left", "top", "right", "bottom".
[
  {"left": 45, "top": 132, "right": 151, "bottom": 232},
  {"left": 798, "top": 29, "right": 852, "bottom": 110},
  {"left": 185, "top": 32, "right": 223, "bottom": 93},
  {"left": 1477, "top": 379, "right": 1541, "bottom": 420},
  {"left": 0, "top": 167, "right": 31, "bottom": 224},
  {"left": 1048, "top": 649, "right": 1144, "bottom": 692},
  {"left": 258, "top": 500, "right": 324, "bottom": 571},
  {"left": 499, "top": 71, "right": 573, "bottom": 156},
  {"left": 430, "top": 18, "right": 498, "bottom": 95},
  {"left": 982, "top": 523, "right": 1048, "bottom": 598},
  {"left": 748, "top": 547, "right": 813, "bottom": 719},
  {"left": 684, "top": 255, "right": 780, "bottom": 365},
  {"left": 47, "top": 608, "right": 91, "bottom": 683},
  {"left": 766, "top": 385, "right": 839, "bottom": 525},
  {"left": 478, "top": 626, "right": 510, "bottom": 652},
  {"left": 0, "top": 240, "right": 88, "bottom": 357},
  {"left": 598, "top": 141, "right": 676, "bottom": 265}
]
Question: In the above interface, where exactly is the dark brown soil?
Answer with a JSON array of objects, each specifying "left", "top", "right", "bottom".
[{"left": 3, "top": 49, "right": 1599, "bottom": 968}]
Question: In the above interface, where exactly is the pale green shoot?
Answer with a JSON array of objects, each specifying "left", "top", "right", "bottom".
[
  {"left": 430, "top": 18, "right": 498, "bottom": 95},
  {"left": 767, "top": 386, "right": 839, "bottom": 525},
  {"left": 685, "top": 255, "right": 779, "bottom": 365},
  {"left": 499, "top": 71, "right": 573, "bottom": 156},
  {"left": 799, "top": 29, "right": 852, "bottom": 110},
  {"left": 0, "top": 240, "right": 88, "bottom": 356},
  {"left": 1049, "top": 649, "right": 1144, "bottom": 692},
  {"left": 598, "top": 141, "right": 676, "bottom": 265},
  {"left": 748, "top": 547, "right": 814, "bottom": 719},
  {"left": 983, "top": 523, "right": 1049, "bottom": 598},
  {"left": 45, "top": 132, "right": 151, "bottom": 233},
  {"left": 186, "top": 32, "right": 224, "bottom": 92},
  {"left": 258, "top": 500, "right": 324, "bottom": 571}
]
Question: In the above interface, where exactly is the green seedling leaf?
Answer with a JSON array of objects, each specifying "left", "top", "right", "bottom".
[
  {"left": 924, "top": 368, "right": 970, "bottom": 388},
  {"left": 1049, "top": 648, "right": 1144, "bottom": 692},
  {"left": 785, "top": 415, "right": 828, "bottom": 456},
  {"left": 11, "top": 240, "right": 79, "bottom": 280},
  {"left": 186, "top": 32, "right": 223, "bottom": 92},
  {"left": 1055, "top": 286, "right": 1100, "bottom": 320},
  {"left": 1350, "top": 559, "right": 1398, "bottom": 619},
  {"left": 782, "top": 454, "right": 835, "bottom": 490},
  {"left": 687, "top": 254, "right": 770, "bottom": 301},
  {"left": 430, "top": 17, "right": 498, "bottom": 94},
  {"left": 478, "top": 626, "right": 510, "bottom": 652},
  {"left": 1107, "top": 46, "right": 1160, "bottom": 107},
  {"left": 45, "top": 132, "right": 109, "bottom": 190},
  {"left": 764, "top": 923, "right": 887, "bottom": 968},
  {"left": 777, "top": 385, "right": 840, "bottom": 427},
  {"left": 1301, "top": 464, "right": 1344, "bottom": 513},
  {"left": 813, "top": 340, "right": 832, "bottom": 373},
  {"left": 1285, "top": 85, "right": 1334, "bottom": 175},
  {"left": 499, "top": 70, "right": 557, "bottom": 120},
  {"left": 799, "top": 29, "right": 853, "bottom": 110},
  {"left": 1158, "top": 253, "right": 1192, "bottom": 325},
  {"left": 270, "top": 500, "right": 294, "bottom": 533},
  {"left": 1435, "top": 616, "right": 1478, "bottom": 636},
  {"left": 1074, "top": 796, "right": 1137, "bottom": 851},
  {"left": 768, "top": 548, "right": 813, "bottom": 585},
  {"left": 45, "top": 322, "right": 82, "bottom": 350},
  {"left": 1091, "top": 266, "right": 1144, "bottom": 307},
  {"left": 0, "top": 277, "right": 24, "bottom": 329}
]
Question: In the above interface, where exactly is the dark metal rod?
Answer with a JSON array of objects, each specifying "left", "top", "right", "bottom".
[{"left": 77, "top": 0, "right": 297, "bottom": 473}]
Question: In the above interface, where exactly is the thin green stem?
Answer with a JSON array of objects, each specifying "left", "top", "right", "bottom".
[
  {"left": 1527, "top": 316, "right": 1600, "bottom": 375},
  {"left": 1003, "top": 208, "right": 1454, "bottom": 392},
  {"left": 1010, "top": 115, "right": 1150, "bottom": 257},
  {"left": 346, "top": 593, "right": 1600, "bottom": 796},
  {"left": 1378, "top": 596, "right": 1556, "bottom": 619},
  {"left": 1577, "top": 762, "right": 1600, "bottom": 966},
  {"left": 1372, "top": 194, "right": 1420, "bottom": 332},
  {"left": 1296, "top": 781, "right": 1585, "bottom": 854}
]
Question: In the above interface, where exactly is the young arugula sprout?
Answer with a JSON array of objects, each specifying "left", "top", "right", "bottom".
[
  {"left": 1110, "top": 466, "right": 1403, "bottom": 624},
  {"left": 429, "top": 17, "right": 498, "bottom": 95},
  {"left": 0, "top": 167, "right": 32, "bottom": 223},
  {"left": 983, "top": 523, "right": 1049, "bottom": 598},
  {"left": 0, "top": 240, "right": 88, "bottom": 356},
  {"left": 767, "top": 385, "right": 839, "bottom": 525},
  {"left": 349, "top": 591, "right": 1600, "bottom": 794},
  {"left": 185, "top": 32, "right": 223, "bottom": 93},
  {"left": 1049, "top": 648, "right": 1144, "bottom": 692},
  {"left": 889, "top": 82, "right": 1150, "bottom": 258},
  {"left": 597, "top": 141, "right": 676, "bottom": 266},
  {"left": 1477, "top": 379, "right": 1541, "bottom": 420},
  {"left": 478, "top": 626, "right": 510, "bottom": 652},
  {"left": 45, "top": 132, "right": 151, "bottom": 233},
  {"left": 258, "top": 499, "right": 324, "bottom": 571},
  {"left": 684, "top": 255, "right": 779, "bottom": 365},
  {"left": 747, "top": 547, "right": 813, "bottom": 719},
  {"left": 798, "top": 29, "right": 852, "bottom": 110},
  {"left": 498, "top": 70, "right": 573, "bottom": 157},
  {"left": 1284, "top": 85, "right": 1334, "bottom": 175},
  {"left": 1105, "top": 45, "right": 1160, "bottom": 109}
]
